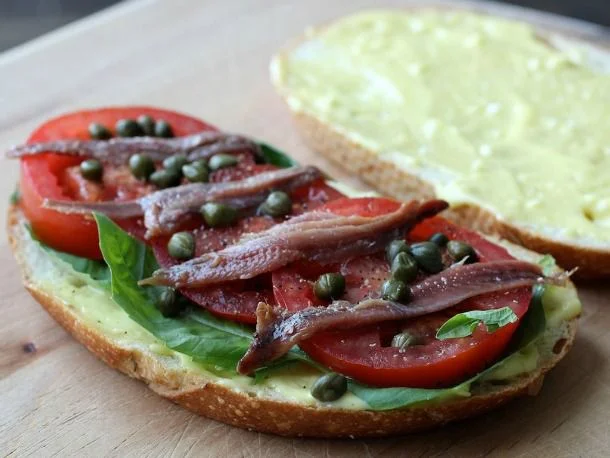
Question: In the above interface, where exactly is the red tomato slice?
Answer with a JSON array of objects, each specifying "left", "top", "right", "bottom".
[
  {"left": 151, "top": 165, "right": 345, "bottom": 323},
  {"left": 271, "top": 197, "right": 531, "bottom": 388},
  {"left": 20, "top": 107, "right": 214, "bottom": 259}
]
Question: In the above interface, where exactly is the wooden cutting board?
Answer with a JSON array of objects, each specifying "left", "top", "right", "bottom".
[{"left": 1, "top": 0, "right": 609, "bottom": 456}]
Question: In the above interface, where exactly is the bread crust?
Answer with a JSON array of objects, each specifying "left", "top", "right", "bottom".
[{"left": 7, "top": 205, "right": 578, "bottom": 437}]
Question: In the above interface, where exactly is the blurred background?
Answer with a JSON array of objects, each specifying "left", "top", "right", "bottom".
[{"left": 0, "top": 0, "right": 608, "bottom": 52}]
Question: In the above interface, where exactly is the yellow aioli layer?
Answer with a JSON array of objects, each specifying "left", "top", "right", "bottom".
[
  {"left": 19, "top": 206, "right": 581, "bottom": 409},
  {"left": 273, "top": 10, "right": 610, "bottom": 244}
]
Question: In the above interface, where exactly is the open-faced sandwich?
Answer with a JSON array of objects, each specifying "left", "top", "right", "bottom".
[
  {"left": 272, "top": 9, "right": 610, "bottom": 278},
  {"left": 7, "top": 107, "right": 581, "bottom": 437}
]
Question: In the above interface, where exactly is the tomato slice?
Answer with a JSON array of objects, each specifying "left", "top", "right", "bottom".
[
  {"left": 20, "top": 107, "right": 214, "bottom": 259},
  {"left": 151, "top": 165, "right": 345, "bottom": 323},
  {"left": 271, "top": 197, "right": 531, "bottom": 388}
]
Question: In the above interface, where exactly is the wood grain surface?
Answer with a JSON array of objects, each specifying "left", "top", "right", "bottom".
[{"left": 1, "top": 0, "right": 609, "bottom": 456}]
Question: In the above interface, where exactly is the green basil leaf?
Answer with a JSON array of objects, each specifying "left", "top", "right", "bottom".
[
  {"left": 349, "top": 380, "right": 471, "bottom": 411},
  {"left": 25, "top": 224, "right": 110, "bottom": 282},
  {"left": 258, "top": 142, "right": 299, "bottom": 168},
  {"left": 95, "top": 213, "right": 252, "bottom": 371},
  {"left": 538, "top": 254, "right": 557, "bottom": 276},
  {"left": 436, "top": 307, "right": 518, "bottom": 340},
  {"left": 350, "top": 289, "right": 548, "bottom": 411},
  {"left": 95, "top": 213, "right": 318, "bottom": 373},
  {"left": 10, "top": 187, "right": 20, "bottom": 205},
  {"left": 508, "top": 284, "right": 546, "bottom": 350}
]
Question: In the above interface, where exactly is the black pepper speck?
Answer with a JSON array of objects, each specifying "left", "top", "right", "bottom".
[{"left": 22, "top": 342, "right": 36, "bottom": 353}]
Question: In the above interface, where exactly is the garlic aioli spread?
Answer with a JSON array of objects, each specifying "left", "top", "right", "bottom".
[{"left": 273, "top": 11, "right": 610, "bottom": 244}]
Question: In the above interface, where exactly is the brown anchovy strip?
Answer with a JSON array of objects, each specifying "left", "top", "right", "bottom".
[
  {"left": 44, "top": 166, "right": 322, "bottom": 237},
  {"left": 237, "top": 260, "right": 547, "bottom": 374},
  {"left": 138, "top": 199, "right": 448, "bottom": 288},
  {"left": 5, "top": 131, "right": 260, "bottom": 165}
]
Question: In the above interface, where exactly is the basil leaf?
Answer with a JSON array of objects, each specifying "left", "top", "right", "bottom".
[
  {"left": 53, "top": 251, "right": 110, "bottom": 282},
  {"left": 253, "top": 347, "right": 325, "bottom": 384},
  {"left": 436, "top": 307, "right": 518, "bottom": 340},
  {"left": 10, "top": 187, "right": 20, "bottom": 205},
  {"left": 350, "top": 288, "right": 548, "bottom": 411},
  {"left": 95, "top": 213, "right": 318, "bottom": 373},
  {"left": 258, "top": 142, "right": 299, "bottom": 168},
  {"left": 508, "top": 285, "right": 546, "bottom": 350},
  {"left": 539, "top": 254, "right": 557, "bottom": 276},
  {"left": 349, "top": 380, "right": 471, "bottom": 411},
  {"left": 25, "top": 224, "right": 110, "bottom": 282},
  {"left": 95, "top": 213, "right": 253, "bottom": 370}
]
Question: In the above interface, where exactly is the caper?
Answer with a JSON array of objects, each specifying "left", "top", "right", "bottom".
[
  {"left": 259, "top": 191, "right": 292, "bottom": 217},
  {"left": 429, "top": 232, "right": 449, "bottom": 247},
  {"left": 409, "top": 242, "right": 444, "bottom": 273},
  {"left": 386, "top": 239, "right": 410, "bottom": 263},
  {"left": 154, "top": 119, "right": 174, "bottom": 138},
  {"left": 79, "top": 159, "right": 103, "bottom": 181},
  {"left": 391, "top": 332, "right": 418, "bottom": 350},
  {"left": 129, "top": 153, "right": 155, "bottom": 180},
  {"left": 155, "top": 288, "right": 183, "bottom": 317},
  {"left": 150, "top": 169, "right": 181, "bottom": 188},
  {"left": 313, "top": 273, "right": 346, "bottom": 301},
  {"left": 208, "top": 153, "right": 238, "bottom": 171},
  {"left": 137, "top": 114, "right": 155, "bottom": 136},
  {"left": 391, "top": 252, "right": 418, "bottom": 283},
  {"left": 447, "top": 240, "right": 478, "bottom": 264},
  {"left": 167, "top": 231, "right": 195, "bottom": 260},
  {"left": 162, "top": 154, "right": 188, "bottom": 173},
  {"left": 311, "top": 373, "right": 348, "bottom": 402},
  {"left": 116, "top": 119, "right": 143, "bottom": 137},
  {"left": 201, "top": 202, "right": 238, "bottom": 227},
  {"left": 88, "top": 122, "right": 111, "bottom": 140},
  {"left": 182, "top": 161, "right": 209, "bottom": 183},
  {"left": 381, "top": 278, "right": 411, "bottom": 303}
]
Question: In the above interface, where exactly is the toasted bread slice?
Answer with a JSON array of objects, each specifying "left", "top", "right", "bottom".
[
  {"left": 272, "top": 10, "right": 610, "bottom": 279},
  {"left": 8, "top": 205, "right": 579, "bottom": 437}
]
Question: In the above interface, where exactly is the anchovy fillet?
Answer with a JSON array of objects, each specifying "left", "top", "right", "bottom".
[
  {"left": 138, "top": 199, "right": 448, "bottom": 288},
  {"left": 6, "top": 131, "right": 259, "bottom": 164},
  {"left": 44, "top": 166, "right": 322, "bottom": 238}
]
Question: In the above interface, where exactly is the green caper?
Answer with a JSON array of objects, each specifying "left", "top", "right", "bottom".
[
  {"left": 429, "top": 232, "right": 449, "bottom": 247},
  {"left": 381, "top": 278, "right": 411, "bottom": 303},
  {"left": 116, "top": 119, "right": 143, "bottom": 137},
  {"left": 447, "top": 240, "right": 478, "bottom": 264},
  {"left": 386, "top": 239, "right": 410, "bottom": 263},
  {"left": 88, "top": 122, "right": 111, "bottom": 140},
  {"left": 208, "top": 153, "right": 238, "bottom": 171},
  {"left": 391, "top": 332, "right": 419, "bottom": 350},
  {"left": 129, "top": 153, "right": 155, "bottom": 180},
  {"left": 182, "top": 161, "right": 209, "bottom": 183},
  {"left": 409, "top": 242, "right": 444, "bottom": 273},
  {"left": 154, "top": 119, "right": 174, "bottom": 138},
  {"left": 259, "top": 191, "right": 292, "bottom": 217},
  {"left": 150, "top": 169, "right": 181, "bottom": 188},
  {"left": 162, "top": 154, "right": 188, "bottom": 173},
  {"left": 79, "top": 159, "right": 103, "bottom": 181},
  {"left": 167, "top": 231, "right": 195, "bottom": 260},
  {"left": 311, "top": 373, "right": 348, "bottom": 402},
  {"left": 155, "top": 288, "right": 183, "bottom": 317},
  {"left": 391, "top": 252, "right": 418, "bottom": 283},
  {"left": 201, "top": 202, "right": 238, "bottom": 227},
  {"left": 313, "top": 273, "right": 346, "bottom": 301},
  {"left": 137, "top": 114, "right": 155, "bottom": 136}
]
